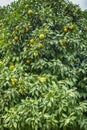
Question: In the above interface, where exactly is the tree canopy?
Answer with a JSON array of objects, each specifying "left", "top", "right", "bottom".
[{"left": 0, "top": 0, "right": 87, "bottom": 130}]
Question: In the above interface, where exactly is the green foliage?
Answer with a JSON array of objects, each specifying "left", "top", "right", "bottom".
[{"left": 0, "top": 0, "right": 87, "bottom": 130}]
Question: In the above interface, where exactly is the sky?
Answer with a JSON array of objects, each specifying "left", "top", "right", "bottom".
[{"left": 0, "top": 0, "right": 87, "bottom": 10}]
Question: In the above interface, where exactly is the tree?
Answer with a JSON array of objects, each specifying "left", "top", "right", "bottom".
[{"left": 0, "top": 0, "right": 87, "bottom": 130}]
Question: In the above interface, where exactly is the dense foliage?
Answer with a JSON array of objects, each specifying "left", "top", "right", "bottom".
[{"left": 0, "top": 0, "right": 87, "bottom": 130}]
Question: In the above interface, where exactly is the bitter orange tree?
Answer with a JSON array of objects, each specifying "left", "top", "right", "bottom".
[{"left": 0, "top": 0, "right": 87, "bottom": 130}]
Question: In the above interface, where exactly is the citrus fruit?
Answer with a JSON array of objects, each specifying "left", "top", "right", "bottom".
[{"left": 39, "top": 34, "right": 45, "bottom": 40}]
